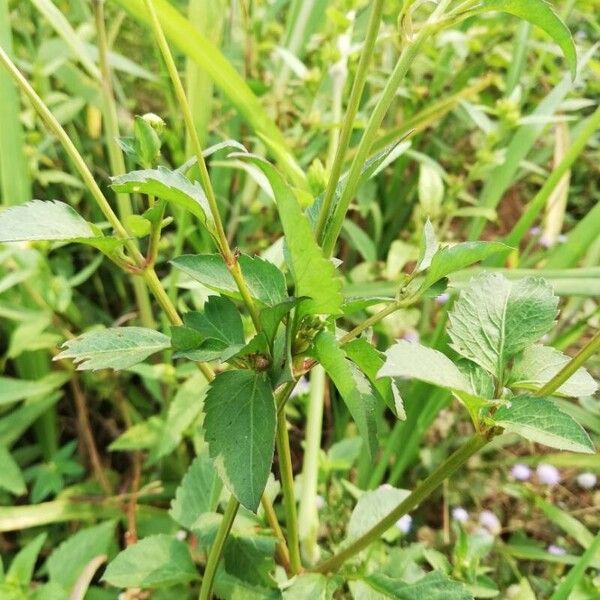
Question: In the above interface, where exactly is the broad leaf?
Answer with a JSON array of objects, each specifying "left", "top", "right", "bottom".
[
  {"left": 170, "top": 454, "right": 221, "bottom": 529},
  {"left": 55, "top": 327, "right": 170, "bottom": 371},
  {"left": 0, "top": 372, "right": 69, "bottom": 406},
  {"left": 111, "top": 167, "right": 215, "bottom": 235},
  {"left": 509, "top": 345, "right": 598, "bottom": 398},
  {"left": 223, "top": 534, "right": 277, "bottom": 587},
  {"left": 102, "top": 534, "right": 197, "bottom": 588},
  {"left": 314, "top": 331, "right": 379, "bottom": 458},
  {"left": 378, "top": 340, "right": 474, "bottom": 395},
  {"left": 448, "top": 273, "right": 558, "bottom": 379},
  {"left": 479, "top": 0, "right": 576, "bottom": 79},
  {"left": 171, "top": 253, "right": 287, "bottom": 306},
  {"left": 46, "top": 521, "right": 116, "bottom": 591},
  {"left": 421, "top": 241, "right": 508, "bottom": 291},
  {"left": 259, "top": 298, "right": 300, "bottom": 347},
  {"left": 203, "top": 370, "right": 276, "bottom": 511},
  {"left": 347, "top": 485, "right": 410, "bottom": 541},
  {"left": 239, "top": 156, "right": 343, "bottom": 316},
  {"left": 0, "top": 200, "right": 122, "bottom": 251},
  {"left": 0, "top": 444, "right": 26, "bottom": 496},
  {"left": 283, "top": 573, "right": 340, "bottom": 600},
  {"left": 350, "top": 571, "right": 473, "bottom": 600},
  {"left": 493, "top": 395, "right": 594, "bottom": 454},
  {"left": 184, "top": 296, "right": 245, "bottom": 347}
]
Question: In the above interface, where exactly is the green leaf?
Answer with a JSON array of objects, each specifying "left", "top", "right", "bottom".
[
  {"left": 186, "top": 296, "right": 245, "bottom": 346},
  {"left": 46, "top": 521, "right": 116, "bottom": 591},
  {"left": 102, "top": 535, "right": 197, "bottom": 589},
  {"left": 6, "top": 533, "right": 47, "bottom": 586},
  {"left": 171, "top": 253, "right": 287, "bottom": 306},
  {"left": 259, "top": 299, "right": 300, "bottom": 348},
  {"left": 0, "top": 444, "right": 26, "bottom": 495},
  {"left": 493, "top": 395, "right": 594, "bottom": 454},
  {"left": 0, "top": 200, "right": 122, "bottom": 251},
  {"left": 509, "top": 345, "right": 598, "bottom": 398},
  {"left": 283, "top": 573, "right": 339, "bottom": 599},
  {"left": 111, "top": 167, "right": 215, "bottom": 235},
  {"left": 345, "top": 338, "right": 405, "bottom": 419},
  {"left": 55, "top": 327, "right": 170, "bottom": 371},
  {"left": 203, "top": 370, "right": 276, "bottom": 511},
  {"left": 421, "top": 241, "right": 508, "bottom": 291},
  {"left": 378, "top": 340, "right": 474, "bottom": 395},
  {"left": 448, "top": 273, "right": 558, "bottom": 379},
  {"left": 170, "top": 454, "right": 221, "bottom": 529},
  {"left": 416, "top": 219, "right": 439, "bottom": 272},
  {"left": 239, "top": 156, "right": 343, "bottom": 316},
  {"left": 350, "top": 571, "right": 473, "bottom": 599},
  {"left": 223, "top": 534, "right": 276, "bottom": 587},
  {"left": 479, "top": 0, "right": 576, "bottom": 79},
  {"left": 0, "top": 395, "right": 62, "bottom": 448},
  {"left": 0, "top": 372, "right": 69, "bottom": 407},
  {"left": 313, "top": 331, "right": 379, "bottom": 458},
  {"left": 347, "top": 485, "right": 410, "bottom": 542},
  {"left": 109, "top": 416, "right": 164, "bottom": 452}
]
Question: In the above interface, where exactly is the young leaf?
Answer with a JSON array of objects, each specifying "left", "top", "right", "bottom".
[
  {"left": 111, "top": 167, "right": 215, "bottom": 235},
  {"left": 184, "top": 296, "right": 245, "bottom": 348},
  {"left": 203, "top": 370, "right": 276, "bottom": 511},
  {"left": 0, "top": 444, "right": 26, "bottom": 496},
  {"left": 6, "top": 532, "right": 47, "bottom": 586},
  {"left": 55, "top": 327, "right": 170, "bottom": 371},
  {"left": 102, "top": 534, "right": 197, "bottom": 588},
  {"left": 46, "top": 520, "right": 116, "bottom": 591},
  {"left": 170, "top": 454, "right": 221, "bottom": 529},
  {"left": 282, "top": 573, "right": 341, "bottom": 600},
  {"left": 239, "top": 156, "right": 343, "bottom": 316},
  {"left": 314, "top": 331, "right": 379, "bottom": 458},
  {"left": 416, "top": 219, "right": 439, "bottom": 273},
  {"left": 259, "top": 298, "right": 300, "bottom": 347},
  {"left": 171, "top": 253, "right": 287, "bottom": 307},
  {"left": 509, "top": 345, "right": 598, "bottom": 398},
  {"left": 0, "top": 200, "right": 122, "bottom": 251},
  {"left": 378, "top": 340, "right": 474, "bottom": 395},
  {"left": 223, "top": 534, "right": 276, "bottom": 587},
  {"left": 479, "top": 0, "right": 577, "bottom": 79},
  {"left": 350, "top": 571, "right": 473, "bottom": 600},
  {"left": 448, "top": 273, "right": 558, "bottom": 379},
  {"left": 493, "top": 395, "right": 594, "bottom": 454}
]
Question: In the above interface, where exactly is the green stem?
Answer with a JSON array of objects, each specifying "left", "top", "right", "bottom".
[
  {"left": 261, "top": 494, "right": 291, "bottom": 572},
  {"left": 199, "top": 495, "right": 239, "bottom": 600},
  {"left": 538, "top": 329, "right": 600, "bottom": 397},
  {"left": 276, "top": 409, "right": 302, "bottom": 573},
  {"left": 297, "top": 365, "right": 325, "bottom": 564},
  {"left": 315, "top": 0, "right": 385, "bottom": 242},
  {"left": 141, "top": 0, "right": 261, "bottom": 331},
  {"left": 311, "top": 433, "right": 490, "bottom": 573}
]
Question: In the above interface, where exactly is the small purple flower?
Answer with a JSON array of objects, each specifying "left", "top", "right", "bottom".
[
  {"left": 576, "top": 472, "right": 597, "bottom": 490},
  {"left": 436, "top": 292, "right": 450, "bottom": 306},
  {"left": 479, "top": 510, "right": 501, "bottom": 535},
  {"left": 395, "top": 514, "right": 412, "bottom": 534},
  {"left": 539, "top": 234, "right": 553, "bottom": 248},
  {"left": 548, "top": 544, "right": 566, "bottom": 556},
  {"left": 537, "top": 463, "right": 561, "bottom": 486},
  {"left": 510, "top": 463, "right": 532, "bottom": 481},
  {"left": 452, "top": 507, "right": 469, "bottom": 523},
  {"left": 402, "top": 329, "right": 420, "bottom": 344},
  {"left": 529, "top": 226, "right": 541, "bottom": 236}
]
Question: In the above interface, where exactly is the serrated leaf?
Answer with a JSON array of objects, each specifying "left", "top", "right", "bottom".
[
  {"left": 170, "top": 454, "right": 221, "bottom": 529},
  {"left": 347, "top": 485, "right": 410, "bottom": 542},
  {"left": 0, "top": 200, "right": 122, "bottom": 251},
  {"left": 203, "top": 370, "right": 276, "bottom": 511},
  {"left": 345, "top": 338, "right": 405, "bottom": 419},
  {"left": 314, "top": 331, "right": 379, "bottom": 458},
  {"left": 223, "top": 534, "right": 276, "bottom": 587},
  {"left": 421, "top": 241, "right": 508, "bottom": 291},
  {"left": 239, "top": 156, "right": 342, "bottom": 316},
  {"left": 55, "top": 327, "right": 170, "bottom": 371},
  {"left": 171, "top": 253, "right": 287, "bottom": 306},
  {"left": 448, "top": 273, "right": 558, "bottom": 379},
  {"left": 46, "top": 521, "right": 116, "bottom": 591},
  {"left": 493, "top": 395, "right": 594, "bottom": 454},
  {"left": 111, "top": 167, "right": 215, "bottom": 235},
  {"left": 378, "top": 340, "right": 474, "bottom": 395},
  {"left": 184, "top": 296, "right": 245, "bottom": 347},
  {"left": 0, "top": 445, "right": 26, "bottom": 496},
  {"left": 509, "top": 345, "right": 598, "bottom": 398},
  {"left": 479, "top": 0, "right": 577, "bottom": 79},
  {"left": 259, "top": 298, "right": 301, "bottom": 347},
  {"left": 102, "top": 535, "right": 197, "bottom": 588},
  {"left": 350, "top": 571, "right": 473, "bottom": 600}
]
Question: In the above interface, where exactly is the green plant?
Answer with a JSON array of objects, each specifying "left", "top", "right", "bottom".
[{"left": 0, "top": 0, "right": 598, "bottom": 598}]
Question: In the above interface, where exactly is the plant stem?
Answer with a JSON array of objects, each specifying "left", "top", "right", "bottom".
[
  {"left": 297, "top": 365, "right": 325, "bottom": 564},
  {"left": 261, "top": 495, "right": 291, "bottom": 572},
  {"left": 141, "top": 0, "right": 261, "bottom": 331},
  {"left": 538, "top": 329, "right": 600, "bottom": 397},
  {"left": 199, "top": 495, "right": 239, "bottom": 600},
  {"left": 311, "top": 432, "right": 490, "bottom": 573},
  {"left": 315, "top": 0, "right": 385, "bottom": 242},
  {"left": 276, "top": 409, "right": 302, "bottom": 573}
]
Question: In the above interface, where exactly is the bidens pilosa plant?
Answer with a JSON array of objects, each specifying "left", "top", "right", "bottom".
[{"left": 0, "top": 0, "right": 598, "bottom": 598}]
